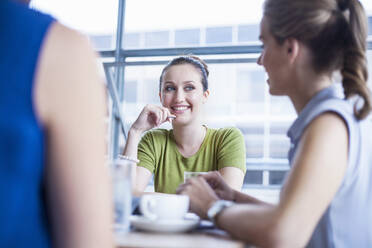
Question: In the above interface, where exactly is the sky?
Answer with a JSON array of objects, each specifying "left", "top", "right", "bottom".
[
  {"left": 29, "top": 0, "right": 265, "bottom": 34},
  {"left": 31, "top": 0, "right": 372, "bottom": 36}
]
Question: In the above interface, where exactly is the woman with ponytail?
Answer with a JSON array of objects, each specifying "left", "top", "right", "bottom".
[{"left": 177, "top": 0, "right": 372, "bottom": 247}]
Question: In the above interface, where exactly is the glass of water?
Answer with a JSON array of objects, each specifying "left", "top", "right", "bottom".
[
  {"left": 112, "top": 157, "right": 133, "bottom": 234},
  {"left": 184, "top": 171, "right": 208, "bottom": 182}
]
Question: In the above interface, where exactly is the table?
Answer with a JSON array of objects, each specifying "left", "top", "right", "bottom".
[{"left": 116, "top": 227, "right": 245, "bottom": 248}]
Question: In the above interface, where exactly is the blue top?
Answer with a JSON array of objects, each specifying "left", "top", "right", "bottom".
[
  {"left": 0, "top": 1, "right": 54, "bottom": 247},
  {"left": 287, "top": 85, "right": 372, "bottom": 248}
]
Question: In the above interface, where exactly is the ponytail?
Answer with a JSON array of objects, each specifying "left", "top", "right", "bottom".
[
  {"left": 263, "top": 0, "right": 371, "bottom": 119},
  {"left": 340, "top": 0, "right": 371, "bottom": 120}
]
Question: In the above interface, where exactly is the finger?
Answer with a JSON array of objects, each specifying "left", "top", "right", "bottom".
[
  {"left": 165, "top": 108, "right": 176, "bottom": 120},
  {"left": 160, "top": 108, "right": 175, "bottom": 124},
  {"left": 167, "top": 115, "right": 176, "bottom": 124},
  {"left": 147, "top": 112, "right": 156, "bottom": 126},
  {"left": 198, "top": 176, "right": 213, "bottom": 189},
  {"left": 204, "top": 172, "right": 222, "bottom": 184},
  {"left": 198, "top": 177, "right": 221, "bottom": 199},
  {"left": 155, "top": 109, "right": 164, "bottom": 126},
  {"left": 177, "top": 188, "right": 187, "bottom": 195},
  {"left": 145, "top": 106, "right": 160, "bottom": 125},
  {"left": 202, "top": 171, "right": 219, "bottom": 179},
  {"left": 202, "top": 174, "right": 218, "bottom": 186},
  {"left": 187, "top": 177, "right": 200, "bottom": 186},
  {"left": 146, "top": 105, "right": 161, "bottom": 125},
  {"left": 160, "top": 108, "right": 168, "bottom": 124},
  {"left": 155, "top": 107, "right": 169, "bottom": 126},
  {"left": 184, "top": 178, "right": 194, "bottom": 184},
  {"left": 176, "top": 183, "right": 188, "bottom": 194},
  {"left": 153, "top": 114, "right": 161, "bottom": 127},
  {"left": 144, "top": 104, "right": 159, "bottom": 117},
  {"left": 160, "top": 107, "right": 175, "bottom": 122},
  {"left": 190, "top": 176, "right": 210, "bottom": 192}
]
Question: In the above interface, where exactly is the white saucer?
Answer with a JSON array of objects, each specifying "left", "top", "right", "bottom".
[{"left": 130, "top": 214, "right": 200, "bottom": 233}]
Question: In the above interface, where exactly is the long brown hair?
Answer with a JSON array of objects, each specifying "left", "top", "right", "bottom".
[{"left": 264, "top": 0, "right": 371, "bottom": 119}]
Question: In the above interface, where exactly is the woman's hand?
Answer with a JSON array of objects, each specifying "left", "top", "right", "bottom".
[
  {"left": 203, "top": 171, "right": 236, "bottom": 201},
  {"left": 176, "top": 176, "right": 219, "bottom": 219},
  {"left": 130, "top": 104, "right": 176, "bottom": 133}
]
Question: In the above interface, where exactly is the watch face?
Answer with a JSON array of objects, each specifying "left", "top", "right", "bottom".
[{"left": 207, "top": 200, "right": 234, "bottom": 222}]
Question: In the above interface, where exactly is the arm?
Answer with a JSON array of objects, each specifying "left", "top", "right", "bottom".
[
  {"left": 233, "top": 189, "right": 271, "bottom": 205},
  {"left": 34, "top": 23, "right": 113, "bottom": 248},
  {"left": 122, "top": 105, "right": 175, "bottom": 194},
  {"left": 219, "top": 167, "right": 245, "bottom": 191},
  {"left": 216, "top": 169, "right": 269, "bottom": 205},
  {"left": 217, "top": 128, "right": 246, "bottom": 190},
  {"left": 122, "top": 128, "right": 152, "bottom": 195},
  {"left": 178, "top": 170, "right": 268, "bottom": 205},
  {"left": 215, "top": 113, "right": 348, "bottom": 247},
  {"left": 180, "top": 113, "right": 348, "bottom": 247}
]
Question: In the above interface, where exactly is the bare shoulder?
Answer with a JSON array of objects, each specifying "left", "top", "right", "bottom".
[
  {"left": 44, "top": 22, "right": 96, "bottom": 61},
  {"left": 304, "top": 111, "right": 348, "bottom": 141},
  {"left": 34, "top": 22, "right": 104, "bottom": 126},
  {"left": 291, "top": 111, "right": 350, "bottom": 172},
  {"left": 37, "top": 22, "right": 99, "bottom": 83}
]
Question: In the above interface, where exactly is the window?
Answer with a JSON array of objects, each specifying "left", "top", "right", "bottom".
[
  {"left": 236, "top": 71, "right": 266, "bottom": 115},
  {"left": 123, "top": 80, "right": 137, "bottom": 103},
  {"left": 124, "top": 33, "right": 141, "bottom": 49},
  {"left": 244, "top": 170, "right": 263, "bottom": 185},
  {"left": 270, "top": 96, "right": 296, "bottom": 116},
  {"left": 30, "top": 0, "right": 372, "bottom": 190},
  {"left": 237, "top": 69, "right": 265, "bottom": 103},
  {"left": 238, "top": 24, "right": 260, "bottom": 43},
  {"left": 89, "top": 35, "right": 113, "bottom": 50},
  {"left": 144, "top": 31, "right": 169, "bottom": 48},
  {"left": 269, "top": 135, "right": 290, "bottom": 159},
  {"left": 206, "top": 27, "right": 233, "bottom": 44},
  {"left": 244, "top": 133, "right": 265, "bottom": 158},
  {"left": 269, "top": 171, "right": 287, "bottom": 185},
  {"left": 175, "top": 29, "right": 200, "bottom": 46}
]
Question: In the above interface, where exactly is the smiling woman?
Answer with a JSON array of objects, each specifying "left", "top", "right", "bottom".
[{"left": 122, "top": 55, "right": 247, "bottom": 195}]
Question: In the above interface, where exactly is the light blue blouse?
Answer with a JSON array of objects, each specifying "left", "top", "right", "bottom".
[{"left": 287, "top": 85, "right": 372, "bottom": 248}]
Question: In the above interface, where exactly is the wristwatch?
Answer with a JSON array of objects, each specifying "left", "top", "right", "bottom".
[{"left": 207, "top": 200, "right": 234, "bottom": 225}]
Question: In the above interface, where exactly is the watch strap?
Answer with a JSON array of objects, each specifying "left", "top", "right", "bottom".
[{"left": 207, "top": 200, "right": 234, "bottom": 225}]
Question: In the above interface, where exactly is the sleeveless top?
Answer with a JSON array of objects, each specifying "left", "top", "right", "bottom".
[
  {"left": 0, "top": 1, "right": 54, "bottom": 247},
  {"left": 287, "top": 85, "right": 372, "bottom": 248}
]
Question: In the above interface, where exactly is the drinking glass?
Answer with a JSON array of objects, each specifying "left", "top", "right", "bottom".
[
  {"left": 183, "top": 171, "right": 208, "bottom": 182},
  {"left": 112, "top": 157, "right": 133, "bottom": 234}
]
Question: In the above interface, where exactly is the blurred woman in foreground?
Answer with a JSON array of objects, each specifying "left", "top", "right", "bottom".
[{"left": 0, "top": 1, "right": 113, "bottom": 247}]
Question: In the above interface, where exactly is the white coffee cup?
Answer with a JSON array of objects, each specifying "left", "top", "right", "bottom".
[{"left": 140, "top": 194, "right": 189, "bottom": 220}]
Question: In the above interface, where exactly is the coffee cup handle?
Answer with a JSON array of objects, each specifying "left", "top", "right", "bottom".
[{"left": 140, "top": 197, "right": 157, "bottom": 220}]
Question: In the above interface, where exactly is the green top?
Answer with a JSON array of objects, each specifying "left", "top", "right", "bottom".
[{"left": 137, "top": 126, "right": 246, "bottom": 194}]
